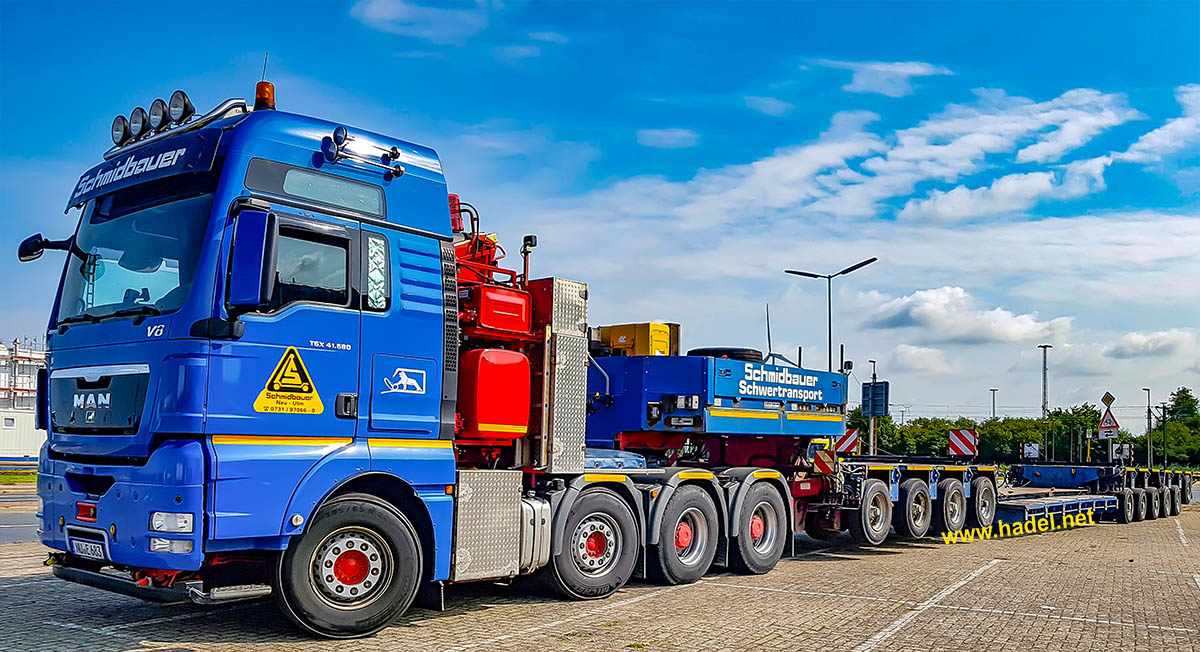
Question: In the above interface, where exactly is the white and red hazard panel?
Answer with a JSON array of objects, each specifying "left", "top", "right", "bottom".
[
  {"left": 948, "top": 429, "right": 978, "bottom": 456},
  {"left": 813, "top": 449, "right": 837, "bottom": 475},
  {"left": 835, "top": 428, "right": 859, "bottom": 454}
]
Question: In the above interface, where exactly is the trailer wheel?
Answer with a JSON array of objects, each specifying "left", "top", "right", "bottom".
[
  {"left": 546, "top": 488, "right": 638, "bottom": 600},
  {"left": 966, "top": 477, "right": 997, "bottom": 529},
  {"left": 1132, "top": 488, "right": 1147, "bottom": 522},
  {"left": 1146, "top": 488, "right": 1161, "bottom": 520},
  {"left": 273, "top": 493, "right": 422, "bottom": 639},
  {"left": 649, "top": 485, "right": 719, "bottom": 585},
  {"left": 1116, "top": 489, "right": 1135, "bottom": 524},
  {"left": 932, "top": 479, "right": 967, "bottom": 534},
  {"left": 730, "top": 482, "right": 787, "bottom": 574},
  {"left": 892, "top": 478, "right": 931, "bottom": 538},
  {"left": 1182, "top": 478, "right": 1193, "bottom": 505},
  {"left": 849, "top": 479, "right": 893, "bottom": 545}
]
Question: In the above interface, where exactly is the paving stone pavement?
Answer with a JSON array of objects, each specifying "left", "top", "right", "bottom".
[{"left": 0, "top": 506, "right": 1195, "bottom": 652}]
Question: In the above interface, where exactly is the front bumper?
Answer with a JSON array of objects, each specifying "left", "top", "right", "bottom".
[{"left": 39, "top": 439, "right": 206, "bottom": 571}]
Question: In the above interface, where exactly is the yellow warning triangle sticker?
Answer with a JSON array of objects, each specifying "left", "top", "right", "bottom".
[{"left": 254, "top": 347, "right": 324, "bottom": 414}]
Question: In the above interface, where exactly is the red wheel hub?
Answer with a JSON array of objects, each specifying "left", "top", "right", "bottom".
[
  {"left": 585, "top": 531, "right": 608, "bottom": 558},
  {"left": 675, "top": 521, "right": 694, "bottom": 550},
  {"left": 749, "top": 514, "right": 765, "bottom": 540},
  {"left": 332, "top": 549, "right": 370, "bottom": 585}
]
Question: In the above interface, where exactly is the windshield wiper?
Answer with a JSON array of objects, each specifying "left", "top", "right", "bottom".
[
  {"left": 104, "top": 305, "right": 162, "bottom": 323},
  {"left": 56, "top": 312, "right": 103, "bottom": 327}
]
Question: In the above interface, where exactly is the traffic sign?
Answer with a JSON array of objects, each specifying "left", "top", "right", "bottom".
[
  {"left": 1111, "top": 443, "right": 1132, "bottom": 460},
  {"left": 1101, "top": 391, "right": 1115, "bottom": 407},
  {"left": 1022, "top": 442, "right": 1040, "bottom": 458},
  {"left": 1098, "top": 407, "right": 1119, "bottom": 439},
  {"left": 861, "top": 381, "right": 889, "bottom": 417}
]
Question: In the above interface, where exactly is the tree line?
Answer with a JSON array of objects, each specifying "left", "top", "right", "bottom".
[{"left": 845, "top": 386, "right": 1200, "bottom": 468}]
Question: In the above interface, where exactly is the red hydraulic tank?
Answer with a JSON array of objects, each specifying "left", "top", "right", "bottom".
[{"left": 456, "top": 349, "right": 531, "bottom": 442}]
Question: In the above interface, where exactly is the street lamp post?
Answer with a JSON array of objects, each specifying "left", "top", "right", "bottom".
[
  {"left": 867, "top": 358, "right": 878, "bottom": 454},
  {"left": 785, "top": 257, "right": 878, "bottom": 372},
  {"left": 990, "top": 388, "right": 998, "bottom": 419},
  {"left": 1037, "top": 344, "right": 1052, "bottom": 418},
  {"left": 1143, "top": 387, "right": 1152, "bottom": 467}
]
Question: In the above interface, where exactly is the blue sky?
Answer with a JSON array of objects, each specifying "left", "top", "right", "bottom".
[{"left": 1, "top": 1, "right": 1198, "bottom": 421}]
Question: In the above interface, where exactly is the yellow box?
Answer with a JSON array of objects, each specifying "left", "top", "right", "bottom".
[{"left": 599, "top": 322, "right": 680, "bottom": 356}]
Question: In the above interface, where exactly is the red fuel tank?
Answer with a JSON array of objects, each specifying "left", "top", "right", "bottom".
[{"left": 456, "top": 349, "right": 530, "bottom": 442}]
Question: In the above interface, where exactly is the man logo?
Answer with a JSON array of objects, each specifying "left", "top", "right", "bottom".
[
  {"left": 382, "top": 368, "right": 426, "bottom": 395},
  {"left": 73, "top": 393, "right": 111, "bottom": 410}
]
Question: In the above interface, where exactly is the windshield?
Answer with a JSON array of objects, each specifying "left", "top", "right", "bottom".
[{"left": 56, "top": 173, "right": 216, "bottom": 325}]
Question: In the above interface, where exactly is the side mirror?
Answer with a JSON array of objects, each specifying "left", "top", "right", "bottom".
[
  {"left": 18, "top": 234, "right": 47, "bottom": 262},
  {"left": 843, "top": 360, "right": 854, "bottom": 372},
  {"left": 228, "top": 210, "right": 278, "bottom": 312}
]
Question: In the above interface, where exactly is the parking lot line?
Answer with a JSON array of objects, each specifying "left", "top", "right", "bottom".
[
  {"left": 931, "top": 603, "right": 1198, "bottom": 633},
  {"left": 1174, "top": 518, "right": 1189, "bottom": 546},
  {"left": 851, "top": 559, "right": 1002, "bottom": 652}
]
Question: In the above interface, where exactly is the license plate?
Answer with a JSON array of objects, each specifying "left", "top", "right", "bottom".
[{"left": 71, "top": 539, "right": 107, "bottom": 561}]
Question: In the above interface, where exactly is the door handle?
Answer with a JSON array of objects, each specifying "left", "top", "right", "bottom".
[{"left": 335, "top": 393, "right": 358, "bottom": 419}]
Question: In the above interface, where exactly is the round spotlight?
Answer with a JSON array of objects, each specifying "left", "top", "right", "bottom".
[
  {"left": 148, "top": 98, "right": 169, "bottom": 130},
  {"left": 129, "top": 107, "right": 149, "bottom": 139},
  {"left": 168, "top": 90, "right": 195, "bottom": 124},
  {"left": 111, "top": 115, "right": 131, "bottom": 146}
]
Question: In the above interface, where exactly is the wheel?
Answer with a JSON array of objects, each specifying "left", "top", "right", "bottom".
[
  {"left": 649, "top": 485, "right": 719, "bottom": 585},
  {"left": 967, "top": 477, "right": 997, "bottom": 529},
  {"left": 1132, "top": 488, "right": 1147, "bottom": 522},
  {"left": 1167, "top": 487, "right": 1180, "bottom": 516},
  {"left": 850, "top": 478, "right": 893, "bottom": 545},
  {"left": 545, "top": 488, "right": 638, "bottom": 600},
  {"left": 892, "top": 478, "right": 931, "bottom": 538},
  {"left": 730, "top": 481, "right": 787, "bottom": 574},
  {"left": 1146, "top": 488, "right": 1161, "bottom": 520},
  {"left": 1183, "top": 478, "right": 1193, "bottom": 505},
  {"left": 932, "top": 479, "right": 967, "bottom": 533},
  {"left": 1115, "top": 489, "right": 1135, "bottom": 524},
  {"left": 273, "top": 493, "right": 422, "bottom": 639}
]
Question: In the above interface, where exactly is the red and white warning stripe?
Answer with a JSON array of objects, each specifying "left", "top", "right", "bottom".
[
  {"left": 835, "top": 428, "right": 859, "bottom": 454},
  {"left": 813, "top": 449, "right": 837, "bottom": 475},
  {"left": 948, "top": 429, "right": 978, "bottom": 456}
]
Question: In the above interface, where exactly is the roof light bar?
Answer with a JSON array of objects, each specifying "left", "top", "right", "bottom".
[{"left": 111, "top": 115, "right": 131, "bottom": 146}]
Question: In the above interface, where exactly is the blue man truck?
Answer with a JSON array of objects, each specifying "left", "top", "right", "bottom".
[{"left": 19, "top": 82, "right": 1178, "bottom": 639}]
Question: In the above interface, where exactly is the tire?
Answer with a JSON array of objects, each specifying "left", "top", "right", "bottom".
[
  {"left": 686, "top": 347, "right": 764, "bottom": 363},
  {"left": 648, "top": 485, "right": 719, "bottom": 585},
  {"left": 273, "top": 493, "right": 422, "bottom": 639},
  {"left": 1146, "top": 488, "right": 1161, "bottom": 521},
  {"left": 892, "top": 478, "right": 931, "bottom": 538},
  {"left": 730, "top": 482, "right": 787, "bottom": 574},
  {"left": 967, "top": 477, "right": 997, "bottom": 530},
  {"left": 1168, "top": 487, "right": 1181, "bottom": 516},
  {"left": 932, "top": 479, "right": 967, "bottom": 534},
  {"left": 1116, "top": 489, "right": 1135, "bottom": 524},
  {"left": 850, "top": 478, "right": 893, "bottom": 545},
  {"left": 1183, "top": 478, "right": 1193, "bottom": 505},
  {"left": 545, "top": 488, "right": 639, "bottom": 600},
  {"left": 1132, "top": 488, "right": 1147, "bottom": 522}
]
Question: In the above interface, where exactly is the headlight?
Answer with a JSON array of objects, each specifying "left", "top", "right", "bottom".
[
  {"left": 169, "top": 90, "right": 195, "bottom": 123},
  {"left": 111, "top": 115, "right": 130, "bottom": 145},
  {"left": 150, "top": 511, "right": 193, "bottom": 533},
  {"left": 129, "top": 107, "right": 149, "bottom": 139},
  {"left": 148, "top": 98, "right": 169, "bottom": 130},
  {"left": 149, "top": 538, "right": 193, "bottom": 554}
]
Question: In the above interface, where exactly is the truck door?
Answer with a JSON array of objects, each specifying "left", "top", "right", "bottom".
[{"left": 207, "top": 208, "right": 361, "bottom": 540}]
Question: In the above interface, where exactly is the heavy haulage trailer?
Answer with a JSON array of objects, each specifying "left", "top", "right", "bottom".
[
  {"left": 19, "top": 82, "right": 1181, "bottom": 639},
  {"left": 1006, "top": 463, "right": 1192, "bottom": 524}
]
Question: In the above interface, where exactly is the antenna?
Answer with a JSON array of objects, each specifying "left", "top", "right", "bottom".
[
  {"left": 765, "top": 303, "right": 774, "bottom": 359},
  {"left": 261, "top": 52, "right": 269, "bottom": 81}
]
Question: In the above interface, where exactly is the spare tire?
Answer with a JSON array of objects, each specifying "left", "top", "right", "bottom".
[{"left": 687, "top": 347, "right": 764, "bottom": 363}]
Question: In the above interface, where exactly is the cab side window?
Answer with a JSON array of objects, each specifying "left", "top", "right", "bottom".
[{"left": 268, "top": 229, "right": 350, "bottom": 310}]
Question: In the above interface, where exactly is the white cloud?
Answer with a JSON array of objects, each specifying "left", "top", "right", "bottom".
[
  {"left": 529, "top": 31, "right": 568, "bottom": 44},
  {"left": 1117, "top": 84, "right": 1200, "bottom": 164},
  {"left": 1103, "top": 329, "right": 1194, "bottom": 359},
  {"left": 863, "top": 286, "right": 1072, "bottom": 344},
  {"left": 350, "top": 0, "right": 492, "bottom": 43},
  {"left": 890, "top": 344, "right": 956, "bottom": 374},
  {"left": 636, "top": 128, "right": 700, "bottom": 149},
  {"left": 898, "top": 155, "right": 1111, "bottom": 221},
  {"left": 1010, "top": 343, "right": 1110, "bottom": 378},
  {"left": 493, "top": 45, "right": 540, "bottom": 62},
  {"left": 745, "top": 96, "right": 794, "bottom": 116},
  {"left": 818, "top": 59, "right": 954, "bottom": 97}
]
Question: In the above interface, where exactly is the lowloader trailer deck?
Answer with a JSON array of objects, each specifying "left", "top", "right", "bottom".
[
  {"left": 20, "top": 82, "right": 1184, "bottom": 639},
  {"left": 1010, "top": 463, "right": 1192, "bottom": 523}
]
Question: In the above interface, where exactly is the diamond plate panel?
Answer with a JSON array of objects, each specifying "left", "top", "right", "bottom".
[
  {"left": 550, "top": 278, "right": 588, "bottom": 336},
  {"left": 451, "top": 470, "right": 522, "bottom": 582},
  {"left": 546, "top": 333, "right": 588, "bottom": 473}
]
